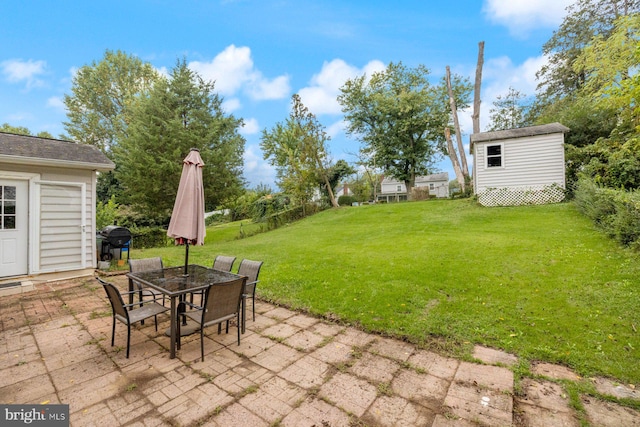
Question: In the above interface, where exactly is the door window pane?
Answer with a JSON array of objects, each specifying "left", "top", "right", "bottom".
[{"left": 1, "top": 185, "right": 17, "bottom": 230}]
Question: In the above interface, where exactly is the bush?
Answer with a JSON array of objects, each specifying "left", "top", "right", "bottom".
[
  {"left": 338, "top": 195, "right": 356, "bottom": 206},
  {"left": 129, "top": 226, "right": 170, "bottom": 249},
  {"left": 574, "top": 177, "right": 640, "bottom": 247}
]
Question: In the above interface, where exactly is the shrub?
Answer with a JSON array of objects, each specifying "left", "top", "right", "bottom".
[
  {"left": 129, "top": 226, "right": 170, "bottom": 249},
  {"left": 338, "top": 195, "right": 356, "bottom": 206},
  {"left": 574, "top": 177, "right": 640, "bottom": 247},
  {"left": 96, "top": 196, "right": 119, "bottom": 230}
]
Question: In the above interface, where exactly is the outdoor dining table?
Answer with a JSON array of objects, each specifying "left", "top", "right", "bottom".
[{"left": 126, "top": 264, "right": 242, "bottom": 358}]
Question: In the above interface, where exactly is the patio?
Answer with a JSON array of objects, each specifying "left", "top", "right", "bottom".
[{"left": 1, "top": 274, "right": 638, "bottom": 426}]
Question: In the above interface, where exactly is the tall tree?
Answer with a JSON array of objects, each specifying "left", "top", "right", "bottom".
[
  {"left": 536, "top": 0, "right": 639, "bottom": 105},
  {"left": 114, "top": 59, "right": 244, "bottom": 219},
  {"left": 487, "top": 87, "right": 532, "bottom": 131},
  {"left": 0, "top": 123, "right": 54, "bottom": 138},
  {"left": 338, "top": 62, "right": 459, "bottom": 199},
  {"left": 64, "top": 50, "right": 158, "bottom": 154},
  {"left": 324, "top": 159, "right": 356, "bottom": 200},
  {"left": 261, "top": 94, "right": 339, "bottom": 208}
]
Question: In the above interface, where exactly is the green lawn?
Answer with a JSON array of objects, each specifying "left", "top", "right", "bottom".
[{"left": 134, "top": 199, "right": 640, "bottom": 384}]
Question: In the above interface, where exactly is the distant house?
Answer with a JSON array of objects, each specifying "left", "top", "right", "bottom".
[
  {"left": 0, "top": 132, "right": 114, "bottom": 293},
  {"left": 470, "top": 122, "right": 569, "bottom": 207},
  {"left": 378, "top": 173, "right": 449, "bottom": 202},
  {"left": 334, "top": 183, "right": 354, "bottom": 199}
]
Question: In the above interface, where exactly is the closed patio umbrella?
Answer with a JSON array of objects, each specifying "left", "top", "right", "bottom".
[{"left": 167, "top": 148, "right": 206, "bottom": 275}]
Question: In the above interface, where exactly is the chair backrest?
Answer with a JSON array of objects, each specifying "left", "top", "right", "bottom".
[
  {"left": 213, "top": 255, "right": 236, "bottom": 272},
  {"left": 129, "top": 257, "right": 163, "bottom": 290},
  {"left": 129, "top": 257, "right": 163, "bottom": 273},
  {"left": 201, "top": 277, "right": 246, "bottom": 326},
  {"left": 237, "top": 259, "right": 263, "bottom": 285},
  {"left": 97, "top": 277, "right": 129, "bottom": 322}
]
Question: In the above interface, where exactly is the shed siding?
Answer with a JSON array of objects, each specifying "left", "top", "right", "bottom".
[
  {"left": 474, "top": 133, "right": 565, "bottom": 192},
  {"left": 0, "top": 163, "right": 96, "bottom": 272},
  {"left": 39, "top": 184, "right": 84, "bottom": 271}
]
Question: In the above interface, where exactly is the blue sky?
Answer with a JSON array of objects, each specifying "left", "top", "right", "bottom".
[{"left": 0, "top": 0, "right": 574, "bottom": 189}]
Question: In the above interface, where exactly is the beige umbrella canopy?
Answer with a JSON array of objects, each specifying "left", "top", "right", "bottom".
[{"left": 167, "top": 148, "right": 206, "bottom": 274}]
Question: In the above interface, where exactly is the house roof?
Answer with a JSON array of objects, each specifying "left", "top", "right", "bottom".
[
  {"left": 469, "top": 122, "right": 570, "bottom": 153},
  {"left": 381, "top": 172, "right": 449, "bottom": 184},
  {"left": 0, "top": 132, "right": 115, "bottom": 171}
]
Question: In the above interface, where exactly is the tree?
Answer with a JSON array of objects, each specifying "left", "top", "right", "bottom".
[
  {"left": 536, "top": 0, "right": 639, "bottom": 106},
  {"left": 323, "top": 159, "right": 356, "bottom": 200},
  {"left": 338, "top": 62, "right": 460, "bottom": 199},
  {"left": 114, "top": 59, "right": 245, "bottom": 219},
  {"left": 261, "top": 94, "right": 339, "bottom": 208},
  {"left": 487, "top": 87, "right": 532, "bottom": 131},
  {"left": 573, "top": 14, "right": 640, "bottom": 130},
  {"left": 64, "top": 50, "right": 159, "bottom": 154},
  {"left": 0, "top": 123, "right": 54, "bottom": 138}
]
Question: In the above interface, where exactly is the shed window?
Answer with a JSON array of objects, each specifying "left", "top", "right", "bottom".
[
  {"left": 396, "top": 185, "right": 402, "bottom": 192},
  {"left": 486, "top": 144, "right": 503, "bottom": 168},
  {"left": 429, "top": 183, "right": 435, "bottom": 190}
]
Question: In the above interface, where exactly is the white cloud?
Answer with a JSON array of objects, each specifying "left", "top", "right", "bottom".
[
  {"left": 240, "top": 118, "right": 260, "bottom": 135},
  {"left": 243, "top": 144, "right": 276, "bottom": 188},
  {"left": 47, "top": 96, "right": 65, "bottom": 111},
  {"left": 189, "top": 45, "right": 290, "bottom": 101},
  {"left": 1, "top": 59, "right": 47, "bottom": 89},
  {"left": 326, "top": 120, "right": 346, "bottom": 139},
  {"left": 483, "top": 55, "right": 546, "bottom": 102},
  {"left": 298, "top": 59, "right": 385, "bottom": 115},
  {"left": 222, "top": 97, "right": 241, "bottom": 113},
  {"left": 483, "top": 0, "right": 574, "bottom": 36}
]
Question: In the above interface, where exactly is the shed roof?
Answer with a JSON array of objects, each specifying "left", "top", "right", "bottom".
[
  {"left": 0, "top": 132, "right": 115, "bottom": 171},
  {"left": 469, "top": 122, "right": 570, "bottom": 153}
]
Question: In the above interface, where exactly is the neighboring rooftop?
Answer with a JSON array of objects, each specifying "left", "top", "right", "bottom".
[{"left": 0, "top": 132, "right": 114, "bottom": 170}]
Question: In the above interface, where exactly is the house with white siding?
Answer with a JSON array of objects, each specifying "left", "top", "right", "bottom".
[
  {"left": 470, "top": 123, "right": 569, "bottom": 207},
  {"left": 0, "top": 132, "right": 114, "bottom": 293},
  {"left": 378, "top": 172, "right": 449, "bottom": 202}
]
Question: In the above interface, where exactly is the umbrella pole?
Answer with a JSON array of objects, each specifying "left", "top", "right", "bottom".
[{"left": 184, "top": 240, "right": 189, "bottom": 275}]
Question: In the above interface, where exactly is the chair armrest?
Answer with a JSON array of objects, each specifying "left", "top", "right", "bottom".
[
  {"left": 182, "top": 300, "right": 203, "bottom": 311},
  {"left": 123, "top": 296, "right": 165, "bottom": 308}
]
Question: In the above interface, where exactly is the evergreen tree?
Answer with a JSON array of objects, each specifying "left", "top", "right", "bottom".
[{"left": 115, "top": 60, "right": 245, "bottom": 220}]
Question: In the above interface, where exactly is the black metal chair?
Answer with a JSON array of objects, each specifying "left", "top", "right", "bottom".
[
  {"left": 178, "top": 276, "right": 246, "bottom": 361},
  {"left": 129, "top": 257, "right": 166, "bottom": 306},
  {"left": 237, "top": 259, "right": 263, "bottom": 333},
  {"left": 97, "top": 277, "right": 169, "bottom": 358}
]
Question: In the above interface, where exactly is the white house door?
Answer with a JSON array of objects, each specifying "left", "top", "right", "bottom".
[{"left": 0, "top": 179, "right": 28, "bottom": 277}]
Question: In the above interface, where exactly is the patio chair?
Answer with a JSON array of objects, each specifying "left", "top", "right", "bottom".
[
  {"left": 237, "top": 259, "right": 263, "bottom": 333},
  {"left": 178, "top": 276, "right": 246, "bottom": 361},
  {"left": 97, "top": 277, "right": 169, "bottom": 358},
  {"left": 129, "top": 257, "right": 166, "bottom": 306},
  {"left": 213, "top": 255, "right": 236, "bottom": 272},
  {"left": 190, "top": 255, "right": 237, "bottom": 304}
]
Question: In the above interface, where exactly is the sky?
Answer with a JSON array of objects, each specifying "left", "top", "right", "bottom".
[{"left": 0, "top": 0, "right": 575, "bottom": 189}]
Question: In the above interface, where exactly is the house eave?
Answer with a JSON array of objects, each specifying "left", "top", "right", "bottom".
[{"left": 0, "top": 154, "right": 115, "bottom": 171}]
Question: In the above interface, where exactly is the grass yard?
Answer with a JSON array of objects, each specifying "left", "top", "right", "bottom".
[{"left": 133, "top": 199, "right": 640, "bottom": 384}]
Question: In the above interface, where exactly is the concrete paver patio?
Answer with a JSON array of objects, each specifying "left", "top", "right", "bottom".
[{"left": 1, "top": 274, "right": 638, "bottom": 426}]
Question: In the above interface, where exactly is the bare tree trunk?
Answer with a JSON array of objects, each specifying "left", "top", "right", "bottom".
[
  {"left": 445, "top": 127, "right": 466, "bottom": 193},
  {"left": 472, "top": 41, "right": 484, "bottom": 135},
  {"left": 445, "top": 66, "right": 470, "bottom": 180}
]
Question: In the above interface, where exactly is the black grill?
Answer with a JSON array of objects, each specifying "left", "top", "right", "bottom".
[{"left": 98, "top": 226, "right": 132, "bottom": 261}]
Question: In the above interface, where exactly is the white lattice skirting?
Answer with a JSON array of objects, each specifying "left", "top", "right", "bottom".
[{"left": 477, "top": 185, "right": 566, "bottom": 207}]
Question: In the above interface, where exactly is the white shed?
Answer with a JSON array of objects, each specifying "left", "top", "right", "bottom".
[
  {"left": 470, "top": 123, "right": 569, "bottom": 207},
  {"left": 0, "top": 132, "right": 114, "bottom": 292}
]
